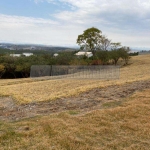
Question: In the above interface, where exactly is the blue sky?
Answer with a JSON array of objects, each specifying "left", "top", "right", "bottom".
[{"left": 0, "top": 0, "right": 150, "bottom": 49}]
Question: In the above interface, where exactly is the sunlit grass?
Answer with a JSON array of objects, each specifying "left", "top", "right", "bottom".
[
  {"left": 0, "top": 54, "right": 150, "bottom": 104},
  {"left": 0, "top": 88, "right": 150, "bottom": 149},
  {"left": 0, "top": 54, "right": 150, "bottom": 149}
]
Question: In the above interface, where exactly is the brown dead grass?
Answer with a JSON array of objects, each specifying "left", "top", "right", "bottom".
[
  {"left": 0, "top": 54, "right": 150, "bottom": 104},
  {"left": 0, "top": 54, "right": 150, "bottom": 149},
  {"left": 0, "top": 88, "right": 150, "bottom": 150}
]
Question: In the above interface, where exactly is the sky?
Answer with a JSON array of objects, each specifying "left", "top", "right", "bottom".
[{"left": 0, "top": 0, "right": 150, "bottom": 49}]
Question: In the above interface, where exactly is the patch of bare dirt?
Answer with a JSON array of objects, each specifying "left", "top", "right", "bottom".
[{"left": 0, "top": 80, "right": 150, "bottom": 122}]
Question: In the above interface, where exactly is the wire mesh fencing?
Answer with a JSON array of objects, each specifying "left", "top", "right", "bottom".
[{"left": 30, "top": 65, "right": 120, "bottom": 80}]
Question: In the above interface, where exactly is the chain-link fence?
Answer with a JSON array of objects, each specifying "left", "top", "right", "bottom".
[{"left": 30, "top": 65, "right": 120, "bottom": 79}]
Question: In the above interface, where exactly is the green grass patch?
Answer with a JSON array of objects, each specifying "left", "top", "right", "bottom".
[{"left": 102, "top": 101, "right": 123, "bottom": 108}]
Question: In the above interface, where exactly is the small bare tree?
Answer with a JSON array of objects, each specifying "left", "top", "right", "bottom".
[{"left": 100, "top": 35, "right": 111, "bottom": 51}]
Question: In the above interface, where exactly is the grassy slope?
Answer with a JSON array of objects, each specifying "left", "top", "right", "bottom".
[
  {"left": 0, "top": 54, "right": 150, "bottom": 104},
  {"left": 0, "top": 54, "right": 150, "bottom": 149},
  {"left": 0, "top": 89, "right": 150, "bottom": 150}
]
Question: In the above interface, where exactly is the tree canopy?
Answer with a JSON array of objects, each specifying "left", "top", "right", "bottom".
[{"left": 77, "top": 27, "right": 102, "bottom": 56}]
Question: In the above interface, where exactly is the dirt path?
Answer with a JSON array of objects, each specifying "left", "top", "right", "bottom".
[{"left": 0, "top": 80, "right": 150, "bottom": 122}]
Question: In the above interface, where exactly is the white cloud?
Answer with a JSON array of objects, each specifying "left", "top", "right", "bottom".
[
  {"left": 1, "top": 0, "right": 150, "bottom": 48},
  {"left": 0, "top": 14, "right": 58, "bottom": 25},
  {"left": 54, "top": 0, "right": 150, "bottom": 26},
  {"left": 34, "top": 0, "right": 150, "bottom": 30},
  {"left": 51, "top": 0, "right": 150, "bottom": 48},
  {"left": 0, "top": 14, "right": 84, "bottom": 46}
]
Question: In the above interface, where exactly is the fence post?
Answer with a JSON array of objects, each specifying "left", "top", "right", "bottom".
[{"left": 50, "top": 65, "right": 52, "bottom": 76}]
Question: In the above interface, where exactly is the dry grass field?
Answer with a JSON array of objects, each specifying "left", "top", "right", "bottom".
[
  {"left": 0, "top": 54, "right": 150, "bottom": 104},
  {"left": 0, "top": 54, "right": 150, "bottom": 149},
  {"left": 0, "top": 87, "right": 150, "bottom": 149}
]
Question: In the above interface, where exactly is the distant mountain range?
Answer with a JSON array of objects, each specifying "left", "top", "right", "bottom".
[
  {"left": 0, "top": 43, "right": 77, "bottom": 51},
  {"left": 130, "top": 47, "right": 150, "bottom": 51},
  {"left": 0, "top": 42, "right": 149, "bottom": 52}
]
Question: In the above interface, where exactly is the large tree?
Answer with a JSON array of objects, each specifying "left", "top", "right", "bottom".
[{"left": 77, "top": 27, "right": 102, "bottom": 57}]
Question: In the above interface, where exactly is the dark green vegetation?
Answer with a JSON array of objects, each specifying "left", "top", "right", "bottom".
[
  {"left": 0, "top": 48, "right": 131, "bottom": 79},
  {"left": 0, "top": 50, "right": 76, "bottom": 78}
]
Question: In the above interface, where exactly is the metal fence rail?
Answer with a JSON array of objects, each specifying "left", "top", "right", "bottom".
[{"left": 30, "top": 65, "right": 120, "bottom": 79}]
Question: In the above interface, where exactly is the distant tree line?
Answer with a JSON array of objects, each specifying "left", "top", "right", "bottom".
[
  {"left": 129, "top": 52, "right": 139, "bottom": 56},
  {"left": 0, "top": 48, "right": 132, "bottom": 79},
  {"left": 0, "top": 51, "right": 75, "bottom": 78}
]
